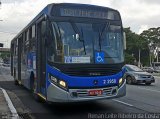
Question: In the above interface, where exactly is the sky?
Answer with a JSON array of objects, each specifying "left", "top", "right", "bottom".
[{"left": 0, "top": 0, "right": 160, "bottom": 48}]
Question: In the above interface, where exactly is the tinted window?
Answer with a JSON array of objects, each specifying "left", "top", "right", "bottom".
[{"left": 126, "top": 65, "right": 143, "bottom": 72}]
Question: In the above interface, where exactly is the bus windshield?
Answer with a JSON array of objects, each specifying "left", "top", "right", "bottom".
[{"left": 48, "top": 21, "right": 124, "bottom": 64}]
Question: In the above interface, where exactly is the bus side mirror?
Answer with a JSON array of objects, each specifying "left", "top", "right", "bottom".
[{"left": 123, "top": 32, "right": 126, "bottom": 50}]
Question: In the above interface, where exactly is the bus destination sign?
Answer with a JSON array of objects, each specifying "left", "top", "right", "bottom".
[{"left": 60, "top": 8, "right": 111, "bottom": 19}]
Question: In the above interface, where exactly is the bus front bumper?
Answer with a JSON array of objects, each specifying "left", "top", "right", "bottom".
[{"left": 47, "top": 80, "right": 126, "bottom": 102}]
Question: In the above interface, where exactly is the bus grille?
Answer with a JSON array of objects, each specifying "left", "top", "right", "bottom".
[
  {"left": 63, "top": 67, "right": 120, "bottom": 76},
  {"left": 51, "top": 63, "right": 124, "bottom": 77}
]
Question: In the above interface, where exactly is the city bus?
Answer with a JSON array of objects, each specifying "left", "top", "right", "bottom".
[{"left": 10, "top": 3, "right": 126, "bottom": 102}]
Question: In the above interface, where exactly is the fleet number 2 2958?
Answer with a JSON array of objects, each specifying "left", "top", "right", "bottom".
[{"left": 103, "top": 79, "right": 116, "bottom": 84}]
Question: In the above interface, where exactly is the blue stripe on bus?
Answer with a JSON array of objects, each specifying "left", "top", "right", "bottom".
[{"left": 46, "top": 64, "right": 125, "bottom": 88}]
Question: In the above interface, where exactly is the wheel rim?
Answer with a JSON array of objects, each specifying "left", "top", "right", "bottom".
[{"left": 127, "top": 77, "right": 132, "bottom": 84}]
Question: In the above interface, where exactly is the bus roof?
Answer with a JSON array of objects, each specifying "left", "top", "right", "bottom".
[{"left": 12, "top": 3, "right": 120, "bottom": 42}]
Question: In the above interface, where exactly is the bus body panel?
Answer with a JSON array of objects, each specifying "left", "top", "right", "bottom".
[
  {"left": 47, "top": 79, "right": 126, "bottom": 102},
  {"left": 21, "top": 52, "right": 36, "bottom": 89},
  {"left": 46, "top": 64, "right": 126, "bottom": 102},
  {"left": 46, "top": 64, "right": 125, "bottom": 88}
]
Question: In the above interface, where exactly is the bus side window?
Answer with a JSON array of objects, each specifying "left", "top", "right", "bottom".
[
  {"left": 52, "top": 23, "right": 63, "bottom": 62},
  {"left": 52, "top": 22, "right": 62, "bottom": 52},
  {"left": 22, "top": 33, "right": 26, "bottom": 65},
  {"left": 47, "top": 26, "right": 55, "bottom": 62},
  {"left": 30, "top": 25, "right": 36, "bottom": 52}
]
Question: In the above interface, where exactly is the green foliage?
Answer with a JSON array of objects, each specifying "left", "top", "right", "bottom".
[
  {"left": 140, "top": 27, "right": 160, "bottom": 45},
  {"left": 124, "top": 52, "right": 135, "bottom": 64},
  {"left": 140, "top": 27, "right": 160, "bottom": 63},
  {"left": 124, "top": 27, "right": 149, "bottom": 66},
  {"left": 0, "top": 52, "right": 10, "bottom": 60}
]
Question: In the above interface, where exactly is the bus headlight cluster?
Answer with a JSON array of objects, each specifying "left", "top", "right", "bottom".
[
  {"left": 119, "top": 78, "right": 124, "bottom": 87},
  {"left": 50, "top": 76, "right": 58, "bottom": 83},
  {"left": 59, "top": 80, "right": 66, "bottom": 87},
  {"left": 49, "top": 74, "right": 67, "bottom": 90}
]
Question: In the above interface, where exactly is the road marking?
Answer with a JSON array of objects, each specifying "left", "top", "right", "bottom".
[
  {"left": 0, "top": 87, "right": 19, "bottom": 119},
  {"left": 112, "top": 99, "right": 133, "bottom": 107},
  {"left": 138, "top": 87, "right": 160, "bottom": 93}
]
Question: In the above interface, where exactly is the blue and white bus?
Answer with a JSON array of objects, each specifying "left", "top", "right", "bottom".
[{"left": 10, "top": 3, "right": 126, "bottom": 102}]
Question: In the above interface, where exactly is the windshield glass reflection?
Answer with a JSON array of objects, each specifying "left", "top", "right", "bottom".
[{"left": 48, "top": 22, "right": 124, "bottom": 64}]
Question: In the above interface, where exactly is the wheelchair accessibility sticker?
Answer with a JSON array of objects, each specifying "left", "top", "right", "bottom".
[{"left": 95, "top": 52, "right": 104, "bottom": 63}]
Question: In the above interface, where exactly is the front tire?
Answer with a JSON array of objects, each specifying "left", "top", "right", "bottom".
[{"left": 126, "top": 76, "right": 133, "bottom": 84}]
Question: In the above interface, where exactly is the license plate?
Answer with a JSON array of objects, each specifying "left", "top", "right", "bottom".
[
  {"left": 146, "top": 80, "right": 151, "bottom": 83},
  {"left": 88, "top": 90, "right": 103, "bottom": 96}
]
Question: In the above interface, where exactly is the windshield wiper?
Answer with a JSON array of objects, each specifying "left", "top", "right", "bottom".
[
  {"left": 80, "top": 28, "right": 86, "bottom": 55},
  {"left": 70, "top": 22, "right": 86, "bottom": 55},
  {"left": 98, "top": 22, "right": 110, "bottom": 51},
  {"left": 101, "top": 22, "right": 109, "bottom": 36}
]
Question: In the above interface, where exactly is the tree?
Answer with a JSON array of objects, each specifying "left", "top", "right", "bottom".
[
  {"left": 124, "top": 52, "right": 135, "bottom": 64},
  {"left": 140, "top": 27, "right": 160, "bottom": 45},
  {"left": 0, "top": 52, "right": 10, "bottom": 63},
  {"left": 124, "top": 27, "right": 149, "bottom": 66},
  {"left": 140, "top": 27, "right": 160, "bottom": 62}
]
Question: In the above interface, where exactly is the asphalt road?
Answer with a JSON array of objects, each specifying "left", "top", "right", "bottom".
[{"left": 0, "top": 66, "right": 160, "bottom": 119}]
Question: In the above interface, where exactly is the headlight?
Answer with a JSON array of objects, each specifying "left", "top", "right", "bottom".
[
  {"left": 134, "top": 75, "right": 138, "bottom": 78},
  {"left": 50, "top": 76, "right": 58, "bottom": 83},
  {"left": 49, "top": 74, "right": 67, "bottom": 90},
  {"left": 59, "top": 80, "right": 66, "bottom": 88},
  {"left": 119, "top": 78, "right": 124, "bottom": 87},
  {"left": 133, "top": 74, "right": 139, "bottom": 78},
  {"left": 119, "top": 78, "right": 123, "bottom": 84}
]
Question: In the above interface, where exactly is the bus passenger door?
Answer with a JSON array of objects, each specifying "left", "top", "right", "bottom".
[
  {"left": 17, "top": 36, "right": 22, "bottom": 84},
  {"left": 36, "top": 19, "right": 47, "bottom": 97},
  {"left": 10, "top": 43, "right": 14, "bottom": 76}
]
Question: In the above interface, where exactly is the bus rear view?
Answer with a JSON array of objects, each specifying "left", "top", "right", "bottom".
[{"left": 11, "top": 3, "right": 126, "bottom": 103}]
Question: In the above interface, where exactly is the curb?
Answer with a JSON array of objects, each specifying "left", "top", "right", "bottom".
[{"left": 0, "top": 88, "right": 19, "bottom": 119}]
